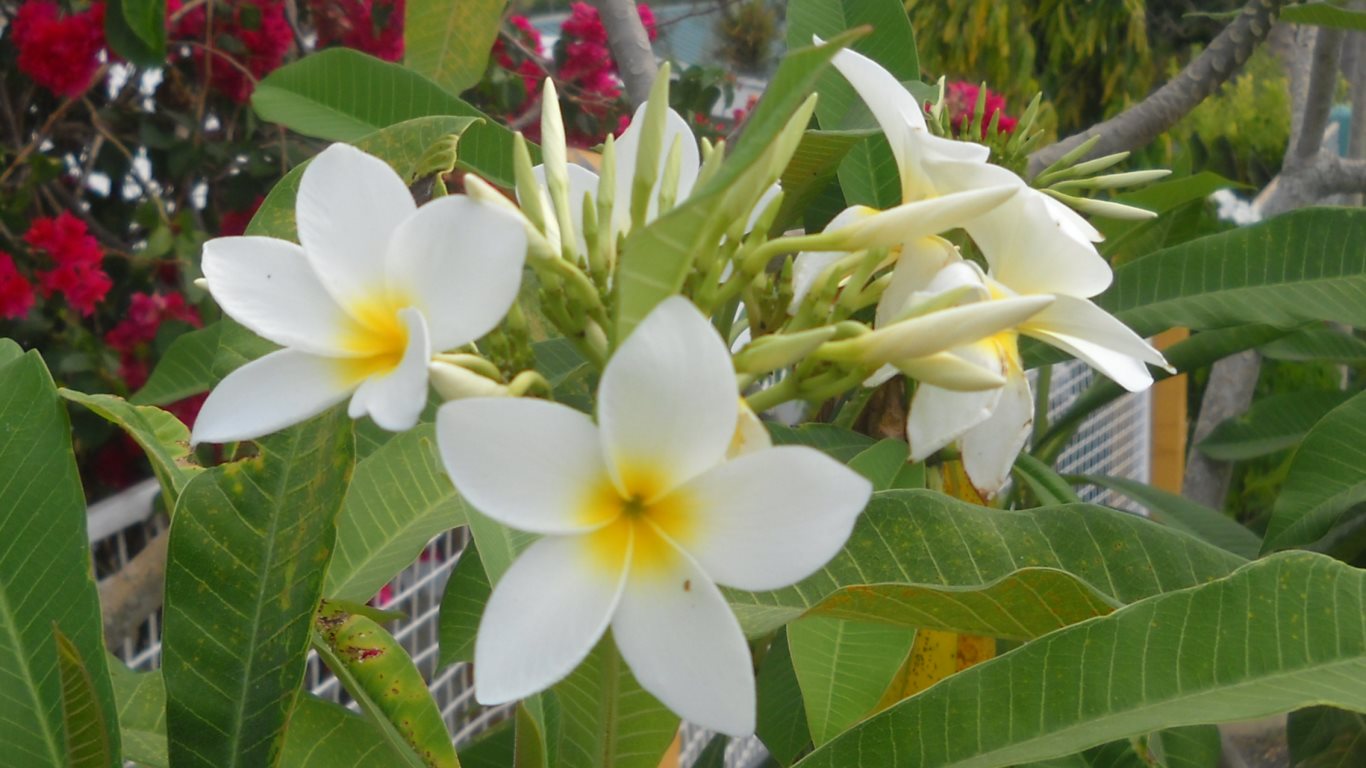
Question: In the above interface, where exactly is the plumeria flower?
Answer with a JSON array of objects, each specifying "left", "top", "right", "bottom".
[
  {"left": 436, "top": 297, "right": 871, "bottom": 735},
  {"left": 827, "top": 43, "right": 1114, "bottom": 300},
  {"left": 192, "top": 144, "right": 528, "bottom": 443},
  {"left": 878, "top": 242, "right": 1168, "bottom": 495}
]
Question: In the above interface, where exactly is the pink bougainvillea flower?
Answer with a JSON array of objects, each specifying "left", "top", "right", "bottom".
[
  {"left": 12, "top": 0, "right": 106, "bottom": 97},
  {"left": 0, "top": 252, "right": 37, "bottom": 321},
  {"left": 25, "top": 212, "right": 111, "bottom": 317}
]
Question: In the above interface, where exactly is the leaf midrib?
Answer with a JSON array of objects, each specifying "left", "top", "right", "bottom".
[{"left": 0, "top": 582, "right": 63, "bottom": 765}]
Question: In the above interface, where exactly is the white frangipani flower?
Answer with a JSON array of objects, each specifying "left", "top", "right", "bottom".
[
  {"left": 192, "top": 144, "right": 528, "bottom": 443},
  {"left": 436, "top": 297, "right": 871, "bottom": 736},
  {"left": 879, "top": 244, "right": 1168, "bottom": 495},
  {"left": 828, "top": 44, "right": 1114, "bottom": 299}
]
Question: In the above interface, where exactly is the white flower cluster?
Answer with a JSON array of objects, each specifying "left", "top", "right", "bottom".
[{"left": 189, "top": 45, "right": 1168, "bottom": 736}]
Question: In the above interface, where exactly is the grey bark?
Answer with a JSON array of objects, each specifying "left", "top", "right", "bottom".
[
  {"left": 100, "top": 529, "right": 168, "bottom": 648},
  {"left": 591, "top": 0, "right": 658, "bottom": 108},
  {"left": 1028, "top": 0, "right": 1288, "bottom": 177},
  {"left": 1182, "top": 350, "right": 1262, "bottom": 510}
]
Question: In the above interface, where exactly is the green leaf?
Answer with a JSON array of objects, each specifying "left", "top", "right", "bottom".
[
  {"left": 0, "top": 337, "right": 23, "bottom": 365},
  {"left": 313, "top": 606, "right": 458, "bottom": 768},
  {"left": 1288, "top": 707, "right": 1366, "bottom": 768},
  {"left": 775, "top": 130, "right": 875, "bottom": 231},
  {"left": 613, "top": 32, "right": 863, "bottom": 342},
  {"left": 0, "top": 351, "right": 118, "bottom": 768},
  {"left": 249, "top": 116, "right": 484, "bottom": 242},
  {"left": 767, "top": 422, "right": 877, "bottom": 462},
  {"left": 1102, "top": 208, "right": 1366, "bottom": 337},
  {"left": 513, "top": 701, "right": 552, "bottom": 768},
  {"left": 1035, "top": 325, "right": 1289, "bottom": 460},
  {"left": 405, "top": 0, "right": 507, "bottom": 95},
  {"left": 1280, "top": 2, "right": 1366, "bottom": 31},
  {"left": 727, "top": 490, "right": 1245, "bottom": 639},
  {"left": 162, "top": 409, "right": 355, "bottom": 768},
  {"left": 458, "top": 721, "right": 515, "bottom": 768},
  {"left": 1074, "top": 475, "right": 1262, "bottom": 560},
  {"left": 131, "top": 325, "right": 222, "bottom": 406},
  {"left": 59, "top": 390, "right": 202, "bottom": 506},
  {"left": 787, "top": 616, "right": 915, "bottom": 745},
  {"left": 252, "top": 49, "right": 518, "bottom": 185},
  {"left": 797, "top": 552, "right": 1366, "bottom": 768},
  {"left": 53, "top": 627, "right": 116, "bottom": 768},
  {"left": 104, "top": 0, "right": 164, "bottom": 66},
  {"left": 1012, "top": 453, "right": 1083, "bottom": 505},
  {"left": 1265, "top": 390, "right": 1366, "bottom": 552},
  {"left": 756, "top": 628, "right": 812, "bottom": 767},
  {"left": 787, "top": 0, "right": 919, "bottom": 208},
  {"left": 553, "top": 639, "right": 679, "bottom": 768},
  {"left": 325, "top": 424, "right": 468, "bottom": 602},
  {"left": 466, "top": 507, "right": 536, "bottom": 586},
  {"left": 1151, "top": 726, "right": 1223, "bottom": 768},
  {"left": 108, "top": 661, "right": 166, "bottom": 768},
  {"left": 691, "top": 735, "right": 729, "bottom": 768},
  {"left": 1261, "top": 325, "right": 1366, "bottom": 363},
  {"left": 278, "top": 695, "right": 412, "bottom": 767},
  {"left": 1197, "top": 390, "right": 1354, "bottom": 461},
  {"left": 437, "top": 541, "right": 491, "bottom": 667},
  {"left": 847, "top": 439, "right": 910, "bottom": 491}
]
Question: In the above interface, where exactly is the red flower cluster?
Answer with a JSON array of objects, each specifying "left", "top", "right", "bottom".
[
  {"left": 11, "top": 0, "right": 107, "bottom": 97},
  {"left": 104, "top": 292, "right": 202, "bottom": 389},
  {"left": 309, "top": 0, "right": 404, "bottom": 62},
  {"left": 217, "top": 195, "right": 265, "bottom": 237},
  {"left": 24, "top": 212, "right": 111, "bottom": 317},
  {"left": 0, "top": 252, "right": 37, "bottom": 320},
  {"left": 175, "top": 0, "right": 293, "bottom": 102},
  {"left": 943, "top": 81, "right": 1018, "bottom": 138},
  {"left": 558, "top": 2, "right": 657, "bottom": 105},
  {"left": 491, "top": 15, "right": 545, "bottom": 95}
]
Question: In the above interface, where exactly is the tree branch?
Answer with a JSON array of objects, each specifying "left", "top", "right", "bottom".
[
  {"left": 1291, "top": 28, "right": 1345, "bottom": 162},
  {"left": 591, "top": 0, "right": 657, "bottom": 108},
  {"left": 1027, "top": 0, "right": 1288, "bottom": 177},
  {"left": 99, "top": 529, "right": 169, "bottom": 648}
]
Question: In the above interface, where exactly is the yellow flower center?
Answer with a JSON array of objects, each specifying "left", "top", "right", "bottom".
[
  {"left": 337, "top": 294, "right": 411, "bottom": 384},
  {"left": 579, "top": 466, "right": 695, "bottom": 579}
]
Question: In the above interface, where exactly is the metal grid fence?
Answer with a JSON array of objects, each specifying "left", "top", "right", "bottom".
[{"left": 93, "top": 355, "right": 1151, "bottom": 766}]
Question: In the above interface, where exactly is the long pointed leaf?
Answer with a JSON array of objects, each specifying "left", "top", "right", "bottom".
[
  {"left": 162, "top": 409, "right": 355, "bottom": 767},
  {"left": 1265, "top": 390, "right": 1366, "bottom": 552},
  {"left": 797, "top": 551, "right": 1366, "bottom": 768},
  {"left": 727, "top": 490, "right": 1245, "bottom": 640},
  {"left": 53, "top": 627, "right": 115, "bottom": 768},
  {"left": 0, "top": 351, "right": 118, "bottom": 768}
]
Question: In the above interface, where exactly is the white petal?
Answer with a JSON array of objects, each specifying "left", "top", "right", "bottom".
[
  {"left": 346, "top": 308, "right": 429, "bottom": 432},
  {"left": 598, "top": 297, "right": 737, "bottom": 495},
  {"left": 668, "top": 446, "right": 871, "bottom": 591},
  {"left": 961, "top": 363, "right": 1034, "bottom": 496},
  {"left": 906, "top": 343, "right": 1007, "bottom": 461},
  {"left": 854, "top": 295, "right": 1052, "bottom": 364},
  {"left": 611, "top": 533, "right": 755, "bottom": 736},
  {"left": 830, "top": 46, "right": 930, "bottom": 199},
  {"left": 875, "top": 237, "right": 963, "bottom": 329},
  {"left": 1042, "top": 194, "right": 1103, "bottom": 242},
  {"left": 296, "top": 144, "right": 417, "bottom": 307},
  {"left": 728, "top": 400, "right": 772, "bottom": 458},
  {"left": 474, "top": 533, "right": 627, "bottom": 705},
  {"left": 1022, "top": 295, "right": 1167, "bottom": 392},
  {"left": 612, "top": 103, "right": 701, "bottom": 234},
  {"left": 384, "top": 195, "right": 527, "bottom": 352},
  {"left": 789, "top": 206, "right": 872, "bottom": 312},
  {"left": 531, "top": 162, "right": 600, "bottom": 256},
  {"left": 201, "top": 236, "right": 363, "bottom": 356},
  {"left": 957, "top": 179, "right": 1113, "bottom": 298},
  {"left": 839, "top": 186, "right": 1019, "bottom": 251},
  {"left": 437, "top": 397, "right": 614, "bottom": 535},
  {"left": 191, "top": 349, "right": 354, "bottom": 444}
]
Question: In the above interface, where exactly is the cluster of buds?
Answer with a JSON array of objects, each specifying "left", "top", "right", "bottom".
[{"left": 189, "top": 40, "right": 1178, "bottom": 736}]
